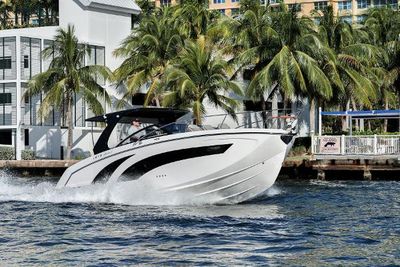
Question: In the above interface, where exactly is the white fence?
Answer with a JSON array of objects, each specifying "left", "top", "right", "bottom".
[{"left": 312, "top": 135, "right": 400, "bottom": 155}]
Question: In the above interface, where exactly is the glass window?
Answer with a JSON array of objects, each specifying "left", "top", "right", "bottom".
[
  {"left": 0, "top": 57, "right": 12, "bottom": 69},
  {"left": 0, "top": 37, "right": 16, "bottom": 80},
  {"left": 288, "top": 3, "right": 301, "bottom": 11},
  {"left": 43, "top": 40, "right": 55, "bottom": 71},
  {"left": 0, "top": 93, "right": 11, "bottom": 104},
  {"left": 341, "top": 16, "right": 353, "bottom": 23},
  {"left": 219, "top": 9, "right": 225, "bottom": 14},
  {"left": 373, "top": 0, "right": 385, "bottom": 6},
  {"left": 0, "top": 83, "right": 16, "bottom": 125},
  {"left": 314, "top": 1, "right": 328, "bottom": 10},
  {"left": 213, "top": 0, "right": 225, "bottom": 3},
  {"left": 24, "top": 55, "right": 29, "bottom": 68},
  {"left": 231, "top": 0, "right": 239, "bottom": 2},
  {"left": 338, "top": 1, "right": 352, "bottom": 9},
  {"left": 231, "top": 8, "right": 240, "bottom": 15},
  {"left": 21, "top": 37, "right": 41, "bottom": 80},
  {"left": 160, "top": 0, "right": 171, "bottom": 6},
  {"left": 0, "top": 130, "right": 12, "bottom": 145},
  {"left": 388, "top": 0, "right": 398, "bottom": 8},
  {"left": 356, "top": 15, "right": 367, "bottom": 23}
]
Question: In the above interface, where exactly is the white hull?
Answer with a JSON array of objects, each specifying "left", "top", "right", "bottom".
[{"left": 57, "top": 129, "right": 291, "bottom": 204}]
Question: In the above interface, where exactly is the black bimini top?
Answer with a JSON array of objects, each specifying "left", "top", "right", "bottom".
[
  {"left": 86, "top": 107, "right": 189, "bottom": 124},
  {"left": 87, "top": 108, "right": 190, "bottom": 155}
]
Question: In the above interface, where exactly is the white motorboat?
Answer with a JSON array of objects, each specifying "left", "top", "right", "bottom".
[{"left": 56, "top": 108, "right": 296, "bottom": 204}]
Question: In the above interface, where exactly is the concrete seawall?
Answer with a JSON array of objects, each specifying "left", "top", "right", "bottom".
[{"left": 2, "top": 156, "right": 400, "bottom": 180}]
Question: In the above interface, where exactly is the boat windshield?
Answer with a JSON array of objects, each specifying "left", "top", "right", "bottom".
[{"left": 116, "top": 122, "right": 189, "bottom": 147}]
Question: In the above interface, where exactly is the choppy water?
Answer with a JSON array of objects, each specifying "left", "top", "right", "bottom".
[{"left": 0, "top": 173, "right": 399, "bottom": 266}]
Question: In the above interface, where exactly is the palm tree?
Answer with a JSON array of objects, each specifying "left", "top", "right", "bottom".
[
  {"left": 0, "top": 0, "right": 12, "bottom": 29},
  {"left": 364, "top": 8, "right": 400, "bottom": 131},
  {"left": 173, "top": 0, "right": 211, "bottom": 39},
  {"left": 245, "top": 8, "right": 334, "bottom": 132},
  {"left": 114, "top": 8, "right": 183, "bottom": 108},
  {"left": 163, "top": 37, "right": 242, "bottom": 125},
  {"left": 315, "top": 6, "right": 380, "bottom": 131},
  {"left": 209, "top": 1, "right": 276, "bottom": 125},
  {"left": 24, "top": 25, "right": 112, "bottom": 159}
]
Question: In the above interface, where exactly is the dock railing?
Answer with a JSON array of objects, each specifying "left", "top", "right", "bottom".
[{"left": 312, "top": 135, "right": 400, "bottom": 155}]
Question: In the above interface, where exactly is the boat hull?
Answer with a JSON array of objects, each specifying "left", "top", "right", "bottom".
[{"left": 56, "top": 129, "right": 290, "bottom": 204}]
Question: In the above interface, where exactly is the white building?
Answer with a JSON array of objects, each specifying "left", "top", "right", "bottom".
[{"left": 0, "top": 0, "right": 140, "bottom": 160}]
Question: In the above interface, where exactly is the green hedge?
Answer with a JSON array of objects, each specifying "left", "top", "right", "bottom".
[{"left": 0, "top": 147, "right": 36, "bottom": 160}]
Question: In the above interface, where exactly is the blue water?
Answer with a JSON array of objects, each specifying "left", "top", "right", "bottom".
[{"left": 0, "top": 174, "right": 399, "bottom": 266}]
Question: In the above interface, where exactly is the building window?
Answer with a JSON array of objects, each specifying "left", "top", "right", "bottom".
[
  {"left": 314, "top": 1, "right": 328, "bottom": 10},
  {"left": 0, "top": 83, "right": 16, "bottom": 125},
  {"left": 231, "top": 0, "right": 239, "bottom": 2},
  {"left": 160, "top": 0, "right": 171, "bottom": 6},
  {"left": 338, "top": 1, "right": 352, "bottom": 10},
  {"left": 231, "top": 8, "right": 240, "bottom": 15},
  {"left": 21, "top": 37, "right": 41, "bottom": 80},
  {"left": 24, "top": 129, "right": 29, "bottom": 146},
  {"left": 213, "top": 0, "right": 225, "bottom": 3},
  {"left": 356, "top": 15, "right": 367, "bottom": 23},
  {"left": 0, "top": 56, "right": 12, "bottom": 69},
  {"left": 0, "top": 130, "right": 12, "bottom": 145},
  {"left": 219, "top": 9, "right": 225, "bottom": 14},
  {"left": 24, "top": 55, "right": 29, "bottom": 69},
  {"left": 0, "top": 93, "right": 11, "bottom": 104},
  {"left": 341, "top": 16, "right": 353, "bottom": 23},
  {"left": 288, "top": 3, "right": 301, "bottom": 11},
  {"left": 0, "top": 37, "right": 16, "bottom": 80},
  {"left": 371, "top": 0, "right": 397, "bottom": 6}
]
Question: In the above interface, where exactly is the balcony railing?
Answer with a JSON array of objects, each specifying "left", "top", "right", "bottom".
[{"left": 312, "top": 135, "right": 400, "bottom": 155}]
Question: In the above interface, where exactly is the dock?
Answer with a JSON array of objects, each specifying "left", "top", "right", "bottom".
[{"left": 1, "top": 156, "right": 400, "bottom": 180}]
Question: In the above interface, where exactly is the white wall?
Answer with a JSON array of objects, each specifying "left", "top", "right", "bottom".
[
  {"left": 27, "top": 126, "right": 102, "bottom": 159},
  {"left": 59, "top": 0, "right": 133, "bottom": 71}
]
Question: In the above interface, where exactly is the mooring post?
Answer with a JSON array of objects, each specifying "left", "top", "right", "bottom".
[
  {"left": 364, "top": 169, "right": 372, "bottom": 181},
  {"left": 317, "top": 169, "right": 325, "bottom": 180}
]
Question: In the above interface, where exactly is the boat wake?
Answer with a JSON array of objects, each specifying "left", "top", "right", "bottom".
[{"left": 0, "top": 172, "right": 282, "bottom": 206}]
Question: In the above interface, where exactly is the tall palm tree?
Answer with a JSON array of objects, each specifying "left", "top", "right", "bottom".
[
  {"left": 246, "top": 8, "right": 335, "bottom": 132},
  {"left": 364, "top": 8, "right": 400, "bottom": 131},
  {"left": 163, "top": 37, "right": 242, "bottom": 125},
  {"left": 173, "top": 1, "right": 210, "bottom": 39},
  {"left": 24, "top": 25, "right": 112, "bottom": 159},
  {"left": 114, "top": 8, "right": 183, "bottom": 108},
  {"left": 0, "top": 0, "right": 12, "bottom": 29},
  {"left": 316, "top": 5, "right": 379, "bottom": 124},
  {"left": 209, "top": 1, "right": 275, "bottom": 125}
]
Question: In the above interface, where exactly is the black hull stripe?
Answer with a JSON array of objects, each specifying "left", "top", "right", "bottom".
[
  {"left": 118, "top": 144, "right": 232, "bottom": 182},
  {"left": 92, "top": 156, "right": 132, "bottom": 184}
]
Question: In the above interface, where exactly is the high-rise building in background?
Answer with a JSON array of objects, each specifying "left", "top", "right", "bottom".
[{"left": 151, "top": 0, "right": 399, "bottom": 23}]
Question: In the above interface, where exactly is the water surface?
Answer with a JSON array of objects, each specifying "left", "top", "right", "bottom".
[{"left": 0, "top": 173, "right": 399, "bottom": 266}]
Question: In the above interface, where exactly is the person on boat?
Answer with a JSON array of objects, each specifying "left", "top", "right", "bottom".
[{"left": 128, "top": 118, "right": 144, "bottom": 142}]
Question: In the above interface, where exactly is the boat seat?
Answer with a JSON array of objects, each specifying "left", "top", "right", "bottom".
[
  {"left": 219, "top": 123, "right": 230, "bottom": 129},
  {"left": 201, "top": 125, "right": 216, "bottom": 130},
  {"left": 187, "top": 125, "right": 203, "bottom": 131}
]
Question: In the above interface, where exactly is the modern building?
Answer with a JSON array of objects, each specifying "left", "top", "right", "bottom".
[
  {"left": 0, "top": 0, "right": 140, "bottom": 160},
  {"left": 151, "top": 0, "right": 399, "bottom": 22}
]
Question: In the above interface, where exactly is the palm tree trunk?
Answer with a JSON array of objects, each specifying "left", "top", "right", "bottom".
[
  {"left": 384, "top": 97, "right": 388, "bottom": 132},
  {"left": 45, "top": 7, "right": 49, "bottom": 24},
  {"left": 309, "top": 98, "right": 315, "bottom": 134},
  {"left": 66, "top": 94, "right": 73, "bottom": 160},
  {"left": 194, "top": 100, "right": 202, "bottom": 126},
  {"left": 260, "top": 95, "right": 267, "bottom": 128},
  {"left": 351, "top": 97, "right": 359, "bottom": 131}
]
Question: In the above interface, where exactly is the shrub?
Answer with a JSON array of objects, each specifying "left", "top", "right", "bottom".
[
  {"left": 0, "top": 147, "right": 14, "bottom": 160},
  {"left": 22, "top": 150, "right": 36, "bottom": 160},
  {"left": 0, "top": 147, "right": 36, "bottom": 160}
]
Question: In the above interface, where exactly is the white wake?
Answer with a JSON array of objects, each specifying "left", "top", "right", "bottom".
[{"left": 0, "top": 171, "right": 282, "bottom": 206}]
